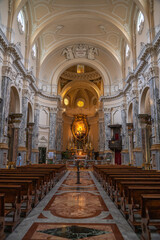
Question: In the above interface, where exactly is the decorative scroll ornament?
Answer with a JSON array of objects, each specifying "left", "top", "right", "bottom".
[{"left": 62, "top": 44, "right": 98, "bottom": 60}]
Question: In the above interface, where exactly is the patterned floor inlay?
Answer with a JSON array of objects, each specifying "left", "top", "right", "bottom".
[
  {"left": 43, "top": 191, "right": 109, "bottom": 218},
  {"left": 42, "top": 171, "right": 109, "bottom": 219},
  {"left": 22, "top": 223, "right": 124, "bottom": 240},
  {"left": 6, "top": 170, "right": 139, "bottom": 240}
]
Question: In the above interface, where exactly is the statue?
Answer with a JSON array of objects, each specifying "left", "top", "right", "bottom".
[
  {"left": 62, "top": 47, "right": 74, "bottom": 60},
  {"left": 88, "top": 47, "right": 98, "bottom": 60}
]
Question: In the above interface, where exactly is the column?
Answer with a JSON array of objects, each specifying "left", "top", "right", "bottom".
[
  {"left": 0, "top": 67, "right": 12, "bottom": 143},
  {"left": 18, "top": 94, "right": 28, "bottom": 164},
  {"left": 49, "top": 108, "right": 57, "bottom": 156},
  {"left": 138, "top": 114, "right": 151, "bottom": 169},
  {"left": 31, "top": 103, "right": 40, "bottom": 164},
  {"left": 26, "top": 122, "right": 34, "bottom": 164},
  {"left": 103, "top": 108, "right": 113, "bottom": 161},
  {"left": 148, "top": 66, "right": 160, "bottom": 170},
  {"left": 132, "top": 95, "right": 143, "bottom": 166},
  {"left": 133, "top": 97, "right": 141, "bottom": 147},
  {"left": 104, "top": 108, "right": 111, "bottom": 151},
  {"left": 8, "top": 113, "right": 22, "bottom": 167},
  {"left": 149, "top": 66, "right": 160, "bottom": 144},
  {"left": 121, "top": 104, "right": 129, "bottom": 164},
  {"left": 98, "top": 119, "right": 105, "bottom": 154},
  {"left": 98, "top": 109, "right": 105, "bottom": 155},
  {"left": 0, "top": 67, "right": 12, "bottom": 168},
  {"left": 127, "top": 123, "right": 134, "bottom": 165},
  {"left": 56, "top": 110, "right": 63, "bottom": 159}
]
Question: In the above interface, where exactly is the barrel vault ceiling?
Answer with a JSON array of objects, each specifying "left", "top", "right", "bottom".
[{"left": 14, "top": 0, "right": 147, "bottom": 91}]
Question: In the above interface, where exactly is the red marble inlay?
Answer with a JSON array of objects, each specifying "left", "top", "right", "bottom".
[
  {"left": 22, "top": 223, "right": 124, "bottom": 240},
  {"left": 44, "top": 191, "right": 109, "bottom": 218},
  {"left": 62, "top": 171, "right": 96, "bottom": 188}
]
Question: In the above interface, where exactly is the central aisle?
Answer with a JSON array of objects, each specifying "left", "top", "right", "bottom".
[{"left": 7, "top": 171, "right": 139, "bottom": 240}]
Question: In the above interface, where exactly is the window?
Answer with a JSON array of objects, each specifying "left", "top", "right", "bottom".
[
  {"left": 64, "top": 98, "right": 69, "bottom": 106},
  {"left": 126, "top": 44, "right": 130, "bottom": 59},
  {"left": 77, "top": 100, "right": 84, "bottom": 108},
  {"left": 31, "top": 44, "right": 37, "bottom": 59},
  {"left": 137, "top": 11, "right": 144, "bottom": 34},
  {"left": 77, "top": 65, "right": 84, "bottom": 74},
  {"left": 17, "top": 10, "right": 25, "bottom": 33}
]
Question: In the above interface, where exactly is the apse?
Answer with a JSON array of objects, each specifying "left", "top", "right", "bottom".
[{"left": 58, "top": 64, "right": 103, "bottom": 154}]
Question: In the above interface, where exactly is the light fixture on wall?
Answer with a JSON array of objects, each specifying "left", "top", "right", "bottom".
[{"left": 77, "top": 65, "right": 84, "bottom": 74}]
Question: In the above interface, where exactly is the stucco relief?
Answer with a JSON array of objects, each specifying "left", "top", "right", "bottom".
[{"left": 62, "top": 44, "right": 98, "bottom": 60}]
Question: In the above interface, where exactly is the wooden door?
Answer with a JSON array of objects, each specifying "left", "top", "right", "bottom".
[{"left": 115, "top": 150, "right": 121, "bottom": 165}]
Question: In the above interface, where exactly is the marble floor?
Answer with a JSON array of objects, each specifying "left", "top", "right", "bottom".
[{"left": 6, "top": 171, "right": 139, "bottom": 240}]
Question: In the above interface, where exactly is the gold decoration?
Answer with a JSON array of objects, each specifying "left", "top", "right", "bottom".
[
  {"left": 77, "top": 100, "right": 84, "bottom": 108},
  {"left": 71, "top": 115, "right": 89, "bottom": 141}
]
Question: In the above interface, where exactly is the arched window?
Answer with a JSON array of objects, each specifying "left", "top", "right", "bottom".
[
  {"left": 126, "top": 44, "right": 130, "bottom": 59},
  {"left": 32, "top": 44, "right": 37, "bottom": 59},
  {"left": 137, "top": 11, "right": 144, "bottom": 34},
  {"left": 17, "top": 10, "right": 25, "bottom": 33}
]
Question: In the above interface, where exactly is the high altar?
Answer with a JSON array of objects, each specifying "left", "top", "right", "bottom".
[{"left": 67, "top": 115, "right": 93, "bottom": 159}]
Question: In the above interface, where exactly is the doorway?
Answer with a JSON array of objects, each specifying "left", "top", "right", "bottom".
[
  {"left": 115, "top": 150, "right": 121, "bottom": 165},
  {"left": 39, "top": 147, "right": 46, "bottom": 163}
]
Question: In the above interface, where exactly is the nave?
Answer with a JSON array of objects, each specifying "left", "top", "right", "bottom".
[{"left": 6, "top": 169, "right": 139, "bottom": 240}]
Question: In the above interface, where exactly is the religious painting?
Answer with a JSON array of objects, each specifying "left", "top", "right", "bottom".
[{"left": 71, "top": 115, "right": 89, "bottom": 141}]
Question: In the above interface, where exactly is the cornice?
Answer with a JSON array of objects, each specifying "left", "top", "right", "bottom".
[
  {"left": 134, "top": 60, "right": 147, "bottom": 77},
  {"left": 7, "top": 43, "right": 23, "bottom": 60},
  {"left": 100, "top": 91, "right": 123, "bottom": 102},
  {"left": 0, "top": 28, "right": 8, "bottom": 49},
  {"left": 15, "top": 59, "right": 27, "bottom": 76},
  {"left": 138, "top": 43, "right": 153, "bottom": 62},
  {"left": 153, "top": 30, "right": 160, "bottom": 49},
  {"left": 125, "top": 72, "right": 135, "bottom": 84},
  {"left": 0, "top": 27, "right": 160, "bottom": 103},
  {"left": 37, "top": 91, "right": 61, "bottom": 101}
]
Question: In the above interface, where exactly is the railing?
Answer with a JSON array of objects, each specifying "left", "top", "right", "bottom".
[{"left": 109, "top": 138, "right": 122, "bottom": 151}]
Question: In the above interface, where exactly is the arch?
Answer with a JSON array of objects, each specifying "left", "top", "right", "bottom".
[
  {"left": 51, "top": 58, "right": 111, "bottom": 94},
  {"left": 128, "top": 103, "right": 133, "bottom": 123},
  {"left": 140, "top": 86, "right": 151, "bottom": 115},
  {"left": 60, "top": 80, "right": 100, "bottom": 99},
  {"left": 40, "top": 37, "right": 122, "bottom": 66},
  {"left": 9, "top": 86, "right": 21, "bottom": 114}
]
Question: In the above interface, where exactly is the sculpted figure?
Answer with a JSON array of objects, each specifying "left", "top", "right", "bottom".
[
  {"left": 62, "top": 47, "right": 74, "bottom": 60},
  {"left": 88, "top": 47, "right": 98, "bottom": 60}
]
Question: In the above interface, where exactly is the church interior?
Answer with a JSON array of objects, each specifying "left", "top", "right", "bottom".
[{"left": 0, "top": 0, "right": 160, "bottom": 239}]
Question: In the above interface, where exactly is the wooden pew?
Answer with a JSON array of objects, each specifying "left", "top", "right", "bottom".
[
  {"left": 18, "top": 164, "right": 66, "bottom": 182},
  {"left": 107, "top": 174, "right": 160, "bottom": 199},
  {"left": 0, "top": 185, "right": 22, "bottom": 232},
  {"left": 126, "top": 186, "right": 160, "bottom": 231},
  {"left": 115, "top": 180, "right": 160, "bottom": 209},
  {"left": 0, "top": 176, "right": 40, "bottom": 207},
  {"left": 141, "top": 194, "right": 160, "bottom": 240},
  {"left": 0, "top": 193, "right": 5, "bottom": 240},
  {"left": 0, "top": 180, "right": 32, "bottom": 216},
  {"left": 116, "top": 180, "right": 160, "bottom": 215},
  {"left": 0, "top": 173, "right": 47, "bottom": 199},
  {"left": 0, "top": 169, "right": 54, "bottom": 193}
]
